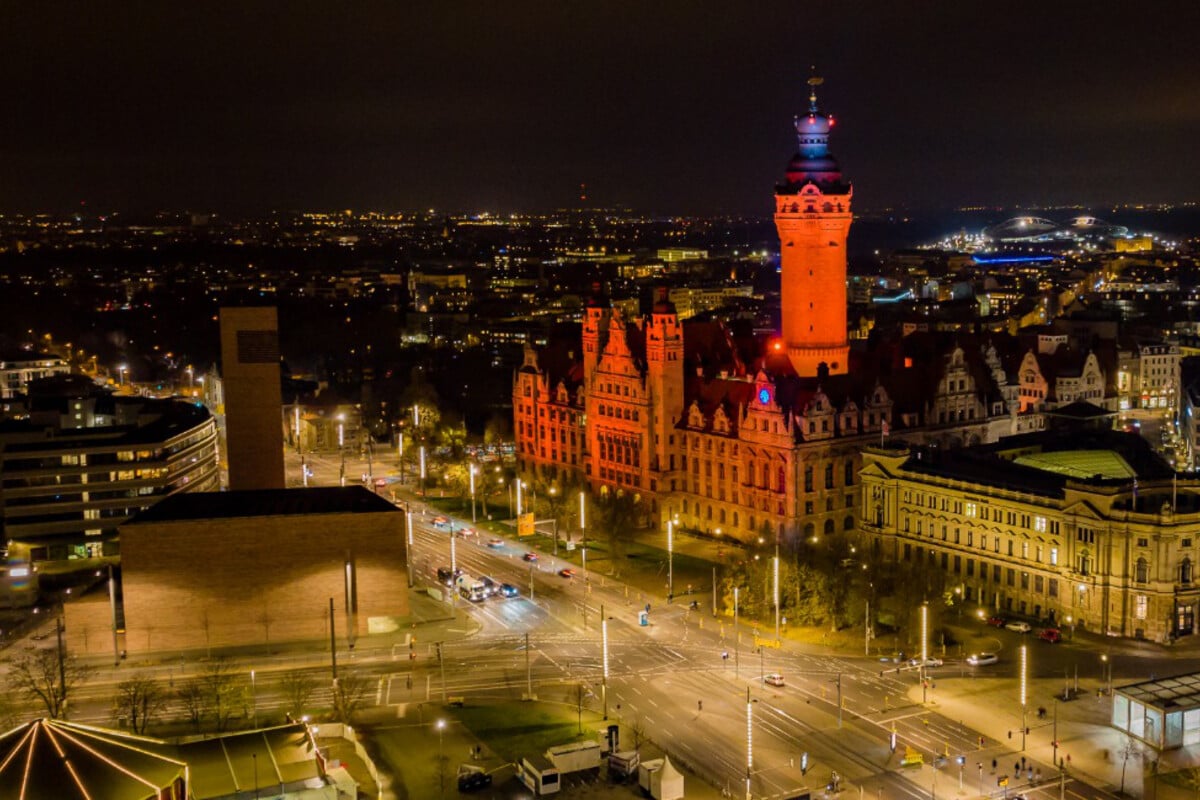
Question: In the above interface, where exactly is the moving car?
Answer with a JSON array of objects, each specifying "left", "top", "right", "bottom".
[
  {"left": 436, "top": 566, "right": 463, "bottom": 586},
  {"left": 432, "top": 516, "right": 449, "bottom": 528},
  {"left": 479, "top": 576, "right": 498, "bottom": 597},
  {"left": 499, "top": 583, "right": 519, "bottom": 597},
  {"left": 966, "top": 652, "right": 999, "bottom": 666},
  {"left": 908, "top": 657, "right": 944, "bottom": 668},
  {"left": 456, "top": 526, "right": 476, "bottom": 538},
  {"left": 1005, "top": 621, "right": 1032, "bottom": 634},
  {"left": 457, "top": 765, "right": 493, "bottom": 792},
  {"left": 559, "top": 568, "right": 576, "bottom": 578},
  {"left": 523, "top": 552, "right": 539, "bottom": 562},
  {"left": 487, "top": 538, "right": 504, "bottom": 549},
  {"left": 986, "top": 616, "right": 1006, "bottom": 627},
  {"left": 1038, "top": 628, "right": 1062, "bottom": 643},
  {"left": 764, "top": 673, "right": 785, "bottom": 687}
]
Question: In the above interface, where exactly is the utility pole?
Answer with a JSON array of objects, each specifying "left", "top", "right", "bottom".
[
  {"left": 329, "top": 597, "right": 338, "bottom": 681},
  {"left": 56, "top": 616, "right": 67, "bottom": 715},
  {"left": 524, "top": 632, "right": 533, "bottom": 699},
  {"left": 837, "top": 672, "right": 843, "bottom": 729},
  {"left": 108, "top": 564, "right": 120, "bottom": 666},
  {"left": 1052, "top": 698, "right": 1059, "bottom": 765},
  {"left": 865, "top": 600, "right": 870, "bottom": 657},
  {"left": 712, "top": 566, "right": 717, "bottom": 616},
  {"left": 773, "top": 543, "right": 780, "bottom": 642},
  {"left": 734, "top": 587, "right": 740, "bottom": 679},
  {"left": 437, "top": 641, "right": 447, "bottom": 702}
]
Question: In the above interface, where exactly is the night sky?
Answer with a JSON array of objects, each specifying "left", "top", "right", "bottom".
[{"left": 2, "top": 2, "right": 1198, "bottom": 215}]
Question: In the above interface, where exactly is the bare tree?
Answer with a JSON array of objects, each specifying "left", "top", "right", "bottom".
[
  {"left": 112, "top": 675, "right": 167, "bottom": 735},
  {"left": 1119, "top": 735, "right": 1141, "bottom": 794},
  {"left": 200, "top": 659, "right": 246, "bottom": 733},
  {"left": 333, "top": 671, "right": 372, "bottom": 723},
  {"left": 177, "top": 679, "right": 206, "bottom": 733},
  {"left": 278, "top": 670, "right": 319, "bottom": 719},
  {"left": 9, "top": 646, "right": 92, "bottom": 719},
  {"left": 629, "top": 715, "right": 648, "bottom": 754}
]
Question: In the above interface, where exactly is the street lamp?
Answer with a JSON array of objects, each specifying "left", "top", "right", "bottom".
[
  {"left": 337, "top": 414, "right": 346, "bottom": 487},
  {"left": 745, "top": 686, "right": 754, "bottom": 800},
  {"left": 667, "top": 519, "right": 674, "bottom": 600},
  {"left": 773, "top": 543, "right": 780, "bottom": 641},
  {"left": 436, "top": 719, "right": 446, "bottom": 799},
  {"left": 580, "top": 491, "right": 587, "bottom": 584},
  {"left": 602, "top": 603, "right": 609, "bottom": 719},
  {"left": 734, "top": 586, "right": 740, "bottom": 679},
  {"left": 1020, "top": 644, "right": 1028, "bottom": 751},
  {"left": 921, "top": 603, "right": 929, "bottom": 704},
  {"left": 549, "top": 486, "right": 558, "bottom": 556},
  {"left": 118, "top": 364, "right": 127, "bottom": 386},
  {"left": 516, "top": 479, "right": 523, "bottom": 516},
  {"left": 405, "top": 507, "right": 414, "bottom": 587},
  {"left": 469, "top": 463, "right": 477, "bottom": 523},
  {"left": 419, "top": 446, "right": 427, "bottom": 498}
]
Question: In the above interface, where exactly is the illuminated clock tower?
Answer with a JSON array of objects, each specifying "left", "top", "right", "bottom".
[{"left": 776, "top": 75, "right": 852, "bottom": 376}]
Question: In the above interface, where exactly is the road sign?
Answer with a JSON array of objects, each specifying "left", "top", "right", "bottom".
[{"left": 518, "top": 513, "right": 535, "bottom": 536}]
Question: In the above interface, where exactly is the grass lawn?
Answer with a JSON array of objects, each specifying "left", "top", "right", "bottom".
[{"left": 450, "top": 699, "right": 601, "bottom": 763}]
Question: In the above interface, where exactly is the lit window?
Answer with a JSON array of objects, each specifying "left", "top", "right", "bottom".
[
  {"left": 1135, "top": 595, "right": 1147, "bottom": 621},
  {"left": 1050, "top": 547, "right": 1058, "bottom": 566}
]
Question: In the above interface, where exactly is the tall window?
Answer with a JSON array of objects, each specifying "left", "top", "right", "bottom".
[
  {"left": 1182, "top": 558, "right": 1194, "bottom": 585},
  {"left": 824, "top": 463, "right": 834, "bottom": 490},
  {"left": 804, "top": 465, "right": 813, "bottom": 493},
  {"left": 1135, "top": 558, "right": 1149, "bottom": 584},
  {"left": 1135, "top": 595, "right": 1148, "bottom": 620}
]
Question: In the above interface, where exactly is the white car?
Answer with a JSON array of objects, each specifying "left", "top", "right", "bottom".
[
  {"left": 967, "top": 652, "right": 999, "bottom": 666},
  {"left": 764, "top": 673, "right": 786, "bottom": 687},
  {"left": 908, "top": 657, "right": 944, "bottom": 668},
  {"left": 1005, "top": 621, "right": 1032, "bottom": 634}
]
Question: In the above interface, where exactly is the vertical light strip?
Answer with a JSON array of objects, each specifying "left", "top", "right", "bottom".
[{"left": 1019, "top": 644, "right": 1027, "bottom": 707}]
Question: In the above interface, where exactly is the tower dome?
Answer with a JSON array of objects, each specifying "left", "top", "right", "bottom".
[{"left": 783, "top": 75, "right": 843, "bottom": 187}]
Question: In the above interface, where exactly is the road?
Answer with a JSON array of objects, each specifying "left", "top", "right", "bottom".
[{"left": 4, "top": 454, "right": 1187, "bottom": 800}]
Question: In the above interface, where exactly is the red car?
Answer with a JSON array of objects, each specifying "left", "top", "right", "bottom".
[
  {"left": 523, "top": 552, "right": 539, "bottom": 562},
  {"left": 559, "top": 568, "right": 576, "bottom": 578},
  {"left": 986, "top": 616, "right": 1006, "bottom": 627},
  {"left": 1038, "top": 628, "right": 1062, "bottom": 643}
]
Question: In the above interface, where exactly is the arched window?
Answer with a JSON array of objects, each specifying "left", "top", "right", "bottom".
[
  {"left": 1135, "top": 558, "right": 1149, "bottom": 584},
  {"left": 824, "top": 519, "right": 835, "bottom": 535}
]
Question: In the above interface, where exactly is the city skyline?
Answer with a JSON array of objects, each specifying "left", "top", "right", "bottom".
[{"left": 2, "top": 2, "right": 1198, "bottom": 215}]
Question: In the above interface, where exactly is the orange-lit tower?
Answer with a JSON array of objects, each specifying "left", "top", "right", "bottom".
[{"left": 775, "top": 75, "right": 852, "bottom": 376}]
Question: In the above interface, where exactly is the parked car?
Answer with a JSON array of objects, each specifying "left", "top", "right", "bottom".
[
  {"left": 499, "top": 583, "right": 519, "bottom": 598},
  {"left": 967, "top": 652, "right": 999, "bottom": 666},
  {"left": 1038, "top": 628, "right": 1062, "bottom": 643},
  {"left": 986, "top": 616, "right": 1007, "bottom": 627},
  {"left": 1005, "top": 621, "right": 1032, "bottom": 634},
  {"left": 908, "top": 657, "right": 944, "bottom": 668},
  {"left": 457, "top": 766, "right": 493, "bottom": 792},
  {"left": 764, "top": 673, "right": 786, "bottom": 687},
  {"left": 559, "top": 568, "right": 576, "bottom": 578},
  {"left": 523, "top": 552, "right": 539, "bottom": 562},
  {"left": 487, "top": 538, "right": 504, "bottom": 549}
]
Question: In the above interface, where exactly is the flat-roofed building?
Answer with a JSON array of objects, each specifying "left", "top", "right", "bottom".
[{"left": 77, "top": 486, "right": 408, "bottom": 655}]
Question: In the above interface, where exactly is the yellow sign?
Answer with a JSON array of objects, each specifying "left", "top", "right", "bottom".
[
  {"left": 518, "top": 513, "right": 536, "bottom": 537},
  {"left": 754, "top": 636, "right": 782, "bottom": 650},
  {"left": 901, "top": 747, "right": 924, "bottom": 767}
]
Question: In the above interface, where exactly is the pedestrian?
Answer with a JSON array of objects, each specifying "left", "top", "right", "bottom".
[
  {"left": 1014, "top": 763, "right": 1020, "bottom": 778},
  {"left": 1021, "top": 756, "right": 1026, "bottom": 769},
  {"left": 1027, "top": 767, "right": 1033, "bottom": 781},
  {"left": 1066, "top": 754, "right": 1071, "bottom": 766},
  {"left": 991, "top": 759, "right": 997, "bottom": 774}
]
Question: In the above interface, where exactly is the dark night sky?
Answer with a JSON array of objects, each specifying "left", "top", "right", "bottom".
[{"left": 2, "top": 2, "right": 1198, "bottom": 215}]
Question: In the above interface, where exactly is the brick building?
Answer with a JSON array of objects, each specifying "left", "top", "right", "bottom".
[{"left": 65, "top": 487, "right": 407, "bottom": 655}]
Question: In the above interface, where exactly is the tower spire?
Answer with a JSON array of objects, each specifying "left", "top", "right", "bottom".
[{"left": 807, "top": 68, "right": 823, "bottom": 114}]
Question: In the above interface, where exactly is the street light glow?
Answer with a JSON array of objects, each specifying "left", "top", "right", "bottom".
[
  {"left": 1019, "top": 644, "right": 1027, "bottom": 707},
  {"left": 920, "top": 603, "right": 928, "bottom": 665}
]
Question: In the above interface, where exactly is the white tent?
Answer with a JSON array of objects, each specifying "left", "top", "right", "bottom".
[{"left": 638, "top": 755, "right": 684, "bottom": 800}]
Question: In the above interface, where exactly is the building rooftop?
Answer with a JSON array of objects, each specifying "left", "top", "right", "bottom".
[
  {"left": 1118, "top": 673, "right": 1200, "bottom": 713},
  {"left": 127, "top": 486, "right": 398, "bottom": 524}
]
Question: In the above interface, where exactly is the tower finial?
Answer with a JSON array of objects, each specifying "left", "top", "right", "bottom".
[{"left": 807, "top": 67, "right": 823, "bottom": 114}]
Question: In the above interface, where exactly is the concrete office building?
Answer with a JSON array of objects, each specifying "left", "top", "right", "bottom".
[{"left": 219, "top": 306, "right": 285, "bottom": 490}]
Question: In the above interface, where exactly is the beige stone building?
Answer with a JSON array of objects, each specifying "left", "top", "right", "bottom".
[{"left": 860, "top": 429, "right": 1200, "bottom": 641}]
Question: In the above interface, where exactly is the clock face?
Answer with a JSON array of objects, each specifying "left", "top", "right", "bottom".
[{"left": 758, "top": 388, "right": 770, "bottom": 405}]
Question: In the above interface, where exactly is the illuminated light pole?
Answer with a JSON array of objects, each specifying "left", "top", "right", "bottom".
[
  {"left": 118, "top": 364, "right": 127, "bottom": 387},
  {"left": 667, "top": 519, "right": 674, "bottom": 600},
  {"left": 419, "top": 446, "right": 427, "bottom": 498},
  {"left": 469, "top": 463, "right": 477, "bottom": 522},
  {"left": 405, "top": 507, "right": 414, "bottom": 587},
  {"left": 1020, "top": 644, "right": 1028, "bottom": 751},
  {"left": 186, "top": 364, "right": 194, "bottom": 393},
  {"left": 337, "top": 414, "right": 346, "bottom": 487},
  {"left": 746, "top": 686, "right": 754, "bottom": 800},
  {"left": 580, "top": 491, "right": 588, "bottom": 585},
  {"left": 774, "top": 543, "right": 781, "bottom": 641},
  {"left": 436, "top": 719, "right": 446, "bottom": 799},
  {"left": 550, "top": 486, "right": 559, "bottom": 556},
  {"left": 921, "top": 603, "right": 929, "bottom": 704},
  {"left": 293, "top": 405, "right": 301, "bottom": 452},
  {"left": 602, "top": 603, "right": 609, "bottom": 719},
  {"left": 516, "top": 479, "right": 523, "bottom": 516},
  {"left": 413, "top": 404, "right": 420, "bottom": 428},
  {"left": 251, "top": 669, "right": 257, "bottom": 728}
]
